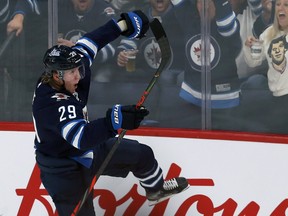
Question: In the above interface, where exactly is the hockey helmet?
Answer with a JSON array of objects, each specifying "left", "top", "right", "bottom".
[{"left": 43, "top": 45, "right": 85, "bottom": 78}]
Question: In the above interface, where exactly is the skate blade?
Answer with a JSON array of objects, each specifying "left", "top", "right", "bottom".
[{"left": 148, "top": 185, "right": 190, "bottom": 206}]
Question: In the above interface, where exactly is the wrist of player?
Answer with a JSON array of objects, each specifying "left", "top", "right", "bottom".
[{"left": 117, "top": 20, "right": 128, "bottom": 32}]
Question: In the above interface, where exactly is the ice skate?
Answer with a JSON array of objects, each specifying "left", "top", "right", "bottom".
[{"left": 146, "top": 177, "right": 190, "bottom": 206}]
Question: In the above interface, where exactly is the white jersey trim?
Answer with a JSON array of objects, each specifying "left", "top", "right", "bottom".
[{"left": 181, "top": 82, "right": 240, "bottom": 100}]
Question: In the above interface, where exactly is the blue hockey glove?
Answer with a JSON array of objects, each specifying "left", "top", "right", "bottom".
[
  {"left": 119, "top": 10, "right": 149, "bottom": 39},
  {"left": 107, "top": 104, "right": 149, "bottom": 130}
]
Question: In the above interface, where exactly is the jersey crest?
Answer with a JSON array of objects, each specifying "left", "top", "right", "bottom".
[
  {"left": 51, "top": 93, "right": 70, "bottom": 101},
  {"left": 186, "top": 34, "right": 220, "bottom": 72},
  {"left": 103, "top": 7, "right": 115, "bottom": 15},
  {"left": 140, "top": 37, "right": 173, "bottom": 69},
  {"left": 65, "top": 29, "right": 86, "bottom": 44}
]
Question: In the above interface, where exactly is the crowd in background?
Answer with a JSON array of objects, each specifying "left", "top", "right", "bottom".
[{"left": 1, "top": 0, "right": 287, "bottom": 134}]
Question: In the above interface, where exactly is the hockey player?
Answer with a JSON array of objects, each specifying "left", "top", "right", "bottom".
[
  {"left": 32, "top": 10, "right": 189, "bottom": 216},
  {"left": 6, "top": 0, "right": 48, "bottom": 121}
]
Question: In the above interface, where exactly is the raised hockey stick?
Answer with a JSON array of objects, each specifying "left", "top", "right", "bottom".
[
  {"left": 0, "top": 31, "right": 16, "bottom": 59},
  {"left": 71, "top": 18, "right": 171, "bottom": 216}
]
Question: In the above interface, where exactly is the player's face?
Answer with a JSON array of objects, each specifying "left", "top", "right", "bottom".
[
  {"left": 276, "top": 0, "right": 288, "bottom": 30},
  {"left": 72, "top": 0, "right": 94, "bottom": 14},
  {"left": 271, "top": 41, "right": 286, "bottom": 64},
  {"left": 62, "top": 67, "right": 82, "bottom": 93},
  {"left": 149, "top": 0, "right": 171, "bottom": 13}
]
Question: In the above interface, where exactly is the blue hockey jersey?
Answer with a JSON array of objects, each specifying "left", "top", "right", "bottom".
[
  {"left": 173, "top": 0, "right": 242, "bottom": 109},
  {"left": 58, "top": 0, "right": 118, "bottom": 64},
  {"left": 32, "top": 20, "right": 121, "bottom": 168}
]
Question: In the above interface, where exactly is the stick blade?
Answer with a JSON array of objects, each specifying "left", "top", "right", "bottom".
[
  {"left": 149, "top": 18, "right": 171, "bottom": 75},
  {"left": 149, "top": 18, "right": 167, "bottom": 41}
]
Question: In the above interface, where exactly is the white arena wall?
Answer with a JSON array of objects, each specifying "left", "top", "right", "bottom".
[{"left": 1, "top": 123, "right": 288, "bottom": 216}]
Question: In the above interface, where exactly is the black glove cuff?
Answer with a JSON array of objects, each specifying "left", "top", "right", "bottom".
[{"left": 119, "top": 13, "right": 134, "bottom": 38}]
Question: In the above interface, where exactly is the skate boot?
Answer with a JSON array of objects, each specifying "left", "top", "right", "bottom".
[{"left": 146, "top": 177, "right": 190, "bottom": 206}]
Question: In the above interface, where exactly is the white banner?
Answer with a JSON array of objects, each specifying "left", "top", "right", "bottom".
[{"left": 1, "top": 131, "right": 288, "bottom": 215}]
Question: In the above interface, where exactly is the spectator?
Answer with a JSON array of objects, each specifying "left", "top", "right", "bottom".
[
  {"left": 58, "top": 0, "right": 119, "bottom": 82},
  {"left": 6, "top": 0, "right": 48, "bottom": 121},
  {"left": 7, "top": 0, "right": 47, "bottom": 37},
  {"left": 252, "top": 0, "right": 274, "bottom": 38},
  {"left": 0, "top": 0, "right": 13, "bottom": 35},
  {"left": 232, "top": 0, "right": 268, "bottom": 80},
  {"left": 0, "top": 0, "right": 16, "bottom": 120},
  {"left": 243, "top": 0, "right": 288, "bottom": 133},
  {"left": 169, "top": 0, "right": 242, "bottom": 130},
  {"left": 233, "top": 0, "right": 275, "bottom": 133},
  {"left": 105, "top": 0, "right": 149, "bottom": 12}
]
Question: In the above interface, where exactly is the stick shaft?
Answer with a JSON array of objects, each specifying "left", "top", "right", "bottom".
[{"left": 71, "top": 18, "right": 171, "bottom": 216}]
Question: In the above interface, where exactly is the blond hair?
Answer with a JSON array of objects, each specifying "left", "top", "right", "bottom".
[
  {"left": 266, "top": 12, "right": 288, "bottom": 41},
  {"left": 41, "top": 70, "right": 63, "bottom": 91}
]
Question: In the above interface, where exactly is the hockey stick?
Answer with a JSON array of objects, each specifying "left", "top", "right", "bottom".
[
  {"left": 0, "top": 31, "right": 16, "bottom": 59},
  {"left": 71, "top": 18, "right": 171, "bottom": 216}
]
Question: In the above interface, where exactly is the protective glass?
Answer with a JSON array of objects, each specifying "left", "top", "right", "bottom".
[{"left": 78, "top": 63, "right": 85, "bottom": 79}]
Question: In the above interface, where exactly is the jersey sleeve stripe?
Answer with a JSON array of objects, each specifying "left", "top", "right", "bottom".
[
  {"left": 101, "top": 43, "right": 115, "bottom": 62},
  {"left": 218, "top": 21, "right": 238, "bottom": 37},
  {"left": 71, "top": 124, "right": 85, "bottom": 149},
  {"left": 216, "top": 12, "right": 236, "bottom": 27},
  {"left": 76, "top": 37, "right": 98, "bottom": 59},
  {"left": 61, "top": 119, "right": 85, "bottom": 141},
  {"left": 73, "top": 46, "right": 93, "bottom": 66}
]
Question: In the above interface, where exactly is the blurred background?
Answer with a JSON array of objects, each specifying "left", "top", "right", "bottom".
[{"left": 0, "top": 0, "right": 280, "bottom": 134}]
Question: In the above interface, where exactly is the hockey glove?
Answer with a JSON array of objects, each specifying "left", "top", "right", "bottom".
[
  {"left": 119, "top": 10, "right": 149, "bottom": 39},
  {"left": 107, "top": 104, "right": 149, "bottom": 130}
]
